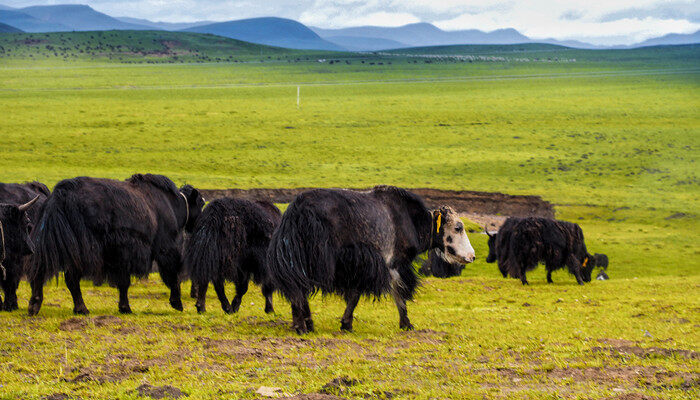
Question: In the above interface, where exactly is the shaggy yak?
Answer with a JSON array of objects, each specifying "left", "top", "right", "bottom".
[
  {"left": 485, "top": 217, "right": 594, "bottom": 285},
  {"left": 185, "top": 198, "right": 281, "bottom": 314},
  {"left": 419, "top": 249, "right": 465, "bottom": 278},
  {"left": 27, "top": 174, "right": 204, "bottom": 316},
  {"left": 0, "top": 196, "right": 41, "bottom": 311},
  {"left": 267, "top": 186, "right": 476, "bottom": 334},
  {"left": 0, "top": 182, "right": 49, "bottom": 311}
]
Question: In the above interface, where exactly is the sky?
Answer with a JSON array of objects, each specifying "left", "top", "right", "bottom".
[{"left": 2, "top": 0, "right": 699, "bottom": 45}]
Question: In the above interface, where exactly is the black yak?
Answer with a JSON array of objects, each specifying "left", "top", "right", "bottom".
[
  {"left": 0, "top": 197, "right": 41, "bottom": 311},
  {"left": 185, "top": 198, "right": 281, "bottom": 314},
  {"left": 267, "top": 186, "right": 475, "bottom": 334},
  {"left": 0, "top": 182, "right": 49, "bottom": 311},
  {"left": 419, "top": 249, "right": 465, "bottom": 278},
  {"left": 485, "top": 217, "right": 594, "bottom": 285},
  {"left": 27, "top": 174, "right": 204, "bottom": 316}
]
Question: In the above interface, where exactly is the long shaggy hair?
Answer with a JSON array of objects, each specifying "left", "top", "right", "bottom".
[
  {"left": 420, "top": 249, "right": 465, "bottom": 278},
  {"left": 185, "top": 198, "right": 281, "bottom": 291}
]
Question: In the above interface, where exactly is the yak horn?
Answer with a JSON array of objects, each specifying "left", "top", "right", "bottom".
[{"left": 18, "top": 195, "right": 40, "bottom": 212}]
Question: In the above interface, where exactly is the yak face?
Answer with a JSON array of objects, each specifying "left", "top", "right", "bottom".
[
  {"left": 433, "top": 206, "right": 475, "bottom": 265},
  {"left": 580, "top": 253, "right": 595, "bottom": 283},
  {"left": 0, "top": 197, "right": 39, "bottom": 259},
  {"left": 485, "top": 232, "right": 497, "bottom": 263},
  {"left": 180, "top": 185, "right": 205, "bottom": 233}
]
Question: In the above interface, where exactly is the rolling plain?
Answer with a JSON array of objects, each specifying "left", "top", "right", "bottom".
[{"left": 0, "top": 32, "right": 698, "bottom": 399}]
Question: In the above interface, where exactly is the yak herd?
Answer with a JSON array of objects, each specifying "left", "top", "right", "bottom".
[{"left": 0, "top": 174, "right": 606, "bottom": 333}]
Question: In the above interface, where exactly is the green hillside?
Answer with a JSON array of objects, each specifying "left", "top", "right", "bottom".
[{"left": 0, "top": 30, "right": 336, "bottom": 63}]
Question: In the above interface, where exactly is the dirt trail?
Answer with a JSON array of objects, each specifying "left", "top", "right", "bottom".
[{"left": 199, "top": 187, "right": 553, "bottom": 229}]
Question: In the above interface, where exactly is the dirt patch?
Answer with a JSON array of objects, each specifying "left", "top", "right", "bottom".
[
  {"left": 134, "top": 384, "right": 188, "bottom": 399},
  {"left": 42, "top": 394, "right": 81, "bottom": 400},
  {"left": 59, "top": 318, "right": 88, "bottom": 331},
  {"left": 92, "top": 315, "right": 123, "bottom": 327},
  {"left": 196, "top": 337, "right": 274, "bottom": 361},
  {"left": 199, "top": 187, "right": 554, "bottom": 219},
  {"left": 319, "top": 376, "right": 359, "bottom": 395},
  {"left": 591, "top": 345, "right": 699, "bottom": 360}
]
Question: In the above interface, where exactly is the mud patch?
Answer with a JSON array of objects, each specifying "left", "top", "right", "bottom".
[
  {"left": 319, "top": 376, "right": 359, "bottom": 395},
  {"left": 591, "top": 345, "right": 699, "bottom": 360},
  {"left": 134, "top": 384, "right": 188, "bottom": 399},
  {"left": 59, "top": 318, "right": 88, "bottom": 331},
  {"left": 200, "top": 188, "right": 554, "bottom": 219}
]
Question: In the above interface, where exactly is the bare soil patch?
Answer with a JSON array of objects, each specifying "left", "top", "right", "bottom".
[
  {"left": 134, "top": 384, "right": 188, "bottom": 399},
  {"left": 200, "top": 188, "right": 554, "bottom": 219}
]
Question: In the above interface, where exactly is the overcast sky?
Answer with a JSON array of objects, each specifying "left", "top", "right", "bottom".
[{"left": 3, "top": 0, "right": 699, "bottom": 45}]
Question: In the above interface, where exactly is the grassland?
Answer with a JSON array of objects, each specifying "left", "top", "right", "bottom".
[{"left": 0, "top": 35, "right": 698, "bottom": 399}]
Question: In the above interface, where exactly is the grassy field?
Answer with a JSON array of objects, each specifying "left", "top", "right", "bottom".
[{"left": 0, "top": 36, "right": 698, "bottom": 399}]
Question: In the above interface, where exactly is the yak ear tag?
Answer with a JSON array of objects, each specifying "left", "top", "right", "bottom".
[
  {"left": 583, "top": 257, "right": 588, "bottom": 267},
  {"left": 435, "top": 211, "right": 442, "bottom": 234}
]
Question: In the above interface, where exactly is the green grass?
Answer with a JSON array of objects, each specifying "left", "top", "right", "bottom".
[{"left": 0, "top": 40, "right": 698, "bottom": 399}]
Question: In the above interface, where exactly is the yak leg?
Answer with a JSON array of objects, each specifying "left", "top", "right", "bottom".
[
  {"left": 390, "top": 270, "right": 413, "bottom": 331},
  {"left": 2, "top": 275, "right": 20, "bottom": 311},
  {"left": 291, "top": 301, "right": 308, "bottom": 334},
  {"left": 27, "top": 278, "right": 44, "bottom": 316},
  {"left": 340, "top": 291, "right": 361, "bottom": 332},
  {"left": 156, "top": 247, "right": 184, "bottom": 311},
  {"left": 302, "top": 298, "right": 314, "bottom": 332},
  {"left": 65, "top": 270, "right": 89, "bottom": 315},
  {"left": 230, "top": 275, "right": 249, "bottom": 313},
  {"left": 262, "top": 282, "right": 274, "bottom": 314},
  {"left": 194, "top": 281, "right": 208, "bottom": 313},
  {"left": 212, "top": 279, "right": 232, "bottom": 314},
  {"left": 566, "top": 255, "right": 585, "bottom": 285},
  {"left": 189, "top": 282, "right": 198, "bottom": 299},
  {"left": 515, "top": 262, "right": 528, "bottom": 285},
  {"left": 546, "top": 269, "right": 554, "bottom": 284},
  {"left": 117, "top": 281, "right": 132, "bottom": 314}
]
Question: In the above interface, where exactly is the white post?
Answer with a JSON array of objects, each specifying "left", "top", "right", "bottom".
[{"left": 297, "top": 86, "right": 300, "bottom": 108}]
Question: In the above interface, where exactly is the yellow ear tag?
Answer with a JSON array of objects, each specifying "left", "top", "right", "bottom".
[
  {"left": 583, "top": 257, "right": 588, "bottom": 267},
  {"left": 436, "top": 212, "right": 442, "bottom": 234}
]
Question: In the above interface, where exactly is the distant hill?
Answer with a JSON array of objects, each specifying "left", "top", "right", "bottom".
[
  {"left": 0, "top": 30, "right": 332, "bottom": 63},
  {"left": 0, "top": 9, "right": 70, "bottom": 32},
  {"left": 0, "top": 21, "right": 21, "bottom": 32},
  {"left": 313, "top": 23, "right": 531, "bottom": 49},
  {"left": 324, "top": 35, "right": 408, "bottom": 51},
  {"left": 18, "top": 4, "right": 151, "bottom": 31},
  {"left": 184, "top": 17, "right": 345, "bottom": 51},
  {"left": 115, "top": 16, "right": 212, "bottom": 31},
  {"left": 0, "top": 4, "right": 14, "bottom": 10},
  {"left": 634, "top": 30, "right": 700, "bottom": 47}
]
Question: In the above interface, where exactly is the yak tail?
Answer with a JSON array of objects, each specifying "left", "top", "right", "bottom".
[
  {"left": 266, "top": 202, "right": 334, "bottom": 305},
  {"left": 28, "top": 189, "right": 100, "bottom": 285},
  {"left": 184, "top": 214, "right": 245, "bottom": 286}
]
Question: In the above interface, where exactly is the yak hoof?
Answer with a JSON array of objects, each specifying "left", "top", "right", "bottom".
[
  {"left": 230, "top": 300, "right": 241, "bottom": 313},
  {"left": 400, "top": 322, "right": 414, "bottom": 331},
  {"left": 119, "top": 305, "right": 132, "bottom": 314},
  {"left": 305, "top": 319, "right": 315, "bottom": 332},
  {"left": 340, "top": 322, "right": 353, "bottom": 333},
  {"left": 27, "top": 302, "right": 41, "bottom": 316},
  {"left": 3, "top": 301, "right": 18, "bottom": 312},
  {"left": 73, "top": 306, "right": 90, "bottom": 315},
  {"left": 294, "top": 324, "right": 309, "bottom": 335},
  {"left": 222, "top": 305, "right": 233, "bottom": 314},
  {"left": 170, "top": 299, "right": 183, "bottom": 312},
  {"left": 264, "top": 305, "right": 274, "bottom": 314}
]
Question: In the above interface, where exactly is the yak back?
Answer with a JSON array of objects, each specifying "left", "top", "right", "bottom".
[
  {"left": 185, "top": 198, "right": 280, "bottom": 285},
  {"left": 267, "top": 185, "right": 431, "bottom": 303},
  {"left": 30, "top": 174, "right": 184, "bottom": 285}
]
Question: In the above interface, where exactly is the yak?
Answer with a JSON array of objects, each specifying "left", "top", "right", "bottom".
[
  {"left": 485, "top": 217, "right": 594, "bottom": 285},
  {"left": 185, "top": 198, "right": 281, "bottom": 314},
  {"left": 27, "top": 174, "right": 204, "bottom": 316},
  {"left": 266, "top": 186, "right": 475, "bottom": 334},
  {"left": 0, "top": 197, "right": 41, "bottom": 311},
  {"left": 0, "top": 182, "right": 50, "bottom": 311},
  {"left": 419, "top": 249, "right": 466, "bottom": 278}
]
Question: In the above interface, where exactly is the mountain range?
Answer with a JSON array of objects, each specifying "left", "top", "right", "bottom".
[{"left": 0, "top": 3, "right": 697, "bottom": 51}]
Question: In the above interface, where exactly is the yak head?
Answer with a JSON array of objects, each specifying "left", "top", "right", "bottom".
[
  {"left": 0, "top": 196, "right": 40, "bottom": 260},
  {"left": 485, "top": 230, "right": 498, "bottom": 263},
  {"left": 431, "top": 206, "right": 475, "bottom": 265},
  {"left": 179, "top": 185, "right": 205, "bottom": 233},
  {"left": 580, "top": 253, "right": 595, "bottom": 283}
]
